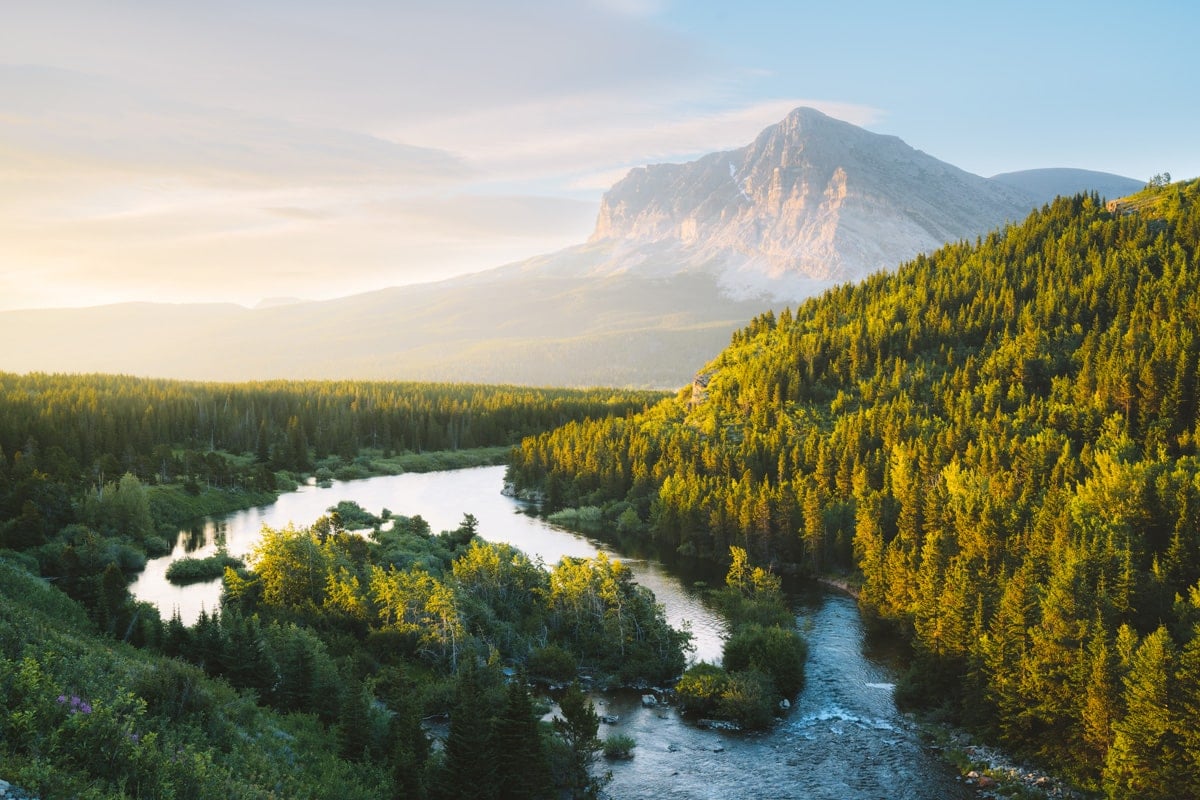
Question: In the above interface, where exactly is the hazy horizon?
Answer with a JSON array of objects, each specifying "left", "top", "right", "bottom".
[{"left": 3, "top": 0, "right": 1198, "bottom": 312}]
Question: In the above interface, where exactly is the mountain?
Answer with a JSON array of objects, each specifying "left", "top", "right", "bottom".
[
  {"left": 990, "top": 167, "right": 1144, "bottom": 205},
  {"left": 0, "top": 108, "right": 1141, "bottom": 388},
  {"left": 581, "top": 107, "right": 1035, "bottom": 298}
]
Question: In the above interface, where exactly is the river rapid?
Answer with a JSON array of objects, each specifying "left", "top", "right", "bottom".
[{"left": 130, "top": 465, "right": 972, "bottom": 799}]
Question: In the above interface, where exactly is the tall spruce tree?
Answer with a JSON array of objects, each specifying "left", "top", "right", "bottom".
[
  {"left": 1104, "top": 626, "right": 1178, "bottom": 799},
  {"left": 496, "top": 675, "right": 552, "bottom": 800}
]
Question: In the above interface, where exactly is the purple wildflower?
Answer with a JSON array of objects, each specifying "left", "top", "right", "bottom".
[{"left": 58, "top": 694, "right": 93, "bottom": 714}]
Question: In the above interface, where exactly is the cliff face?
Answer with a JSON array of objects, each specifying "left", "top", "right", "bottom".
[{"left": 589, "top": 107, "right": 1033, "bottom": 295}]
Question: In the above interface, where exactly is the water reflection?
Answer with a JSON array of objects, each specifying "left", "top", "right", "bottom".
[{"left": 130, "top": 466, "right": 727, "bottom": 661}]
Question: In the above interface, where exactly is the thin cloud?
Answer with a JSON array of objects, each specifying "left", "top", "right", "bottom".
[
  {"left": 396, "top": 97, "right": 883, "bottom": 184},
  {"left": 0, "top": 1, "right": 886, "bottom": 309},
  {"left": 2, "top": 1, "right": 710, "bottom": 127},
  {"left": 0, "top": 66, "right": 468, "bottom": 190}
]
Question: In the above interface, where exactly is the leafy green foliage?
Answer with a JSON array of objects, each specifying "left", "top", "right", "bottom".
[
  {"left": 553, "top": 683, "right": 605, "bottom": 799},
  {"left": 164, "top": 552, "right": 244, "bottom": 584},
  {"left": 675, "top": 661, "right": 730, "bottom": 716},
  {"left": 0, "top": 558, "right": 394, "bottom": 799},
  {"left": 602, "top": 733, "right": 636, "bottom": 759},
  {"left": 675, "top": 547, "right": 804, "bottom": 729},
  {"left": 722, "top": 623, "right": 807, "bottom": 698},
  {"left": 715, "top": 668, "right": 777, "bottom": 730},
  {"left": 0, "top": 374, "right": 669, "bottom": 799}
]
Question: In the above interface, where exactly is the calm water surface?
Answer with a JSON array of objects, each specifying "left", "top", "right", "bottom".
[
  {"left": 130, "top": 465, "right": 970, "bottom": 798},
  {"left": 130, "top": 466, "right": 725, "bottom": 660}
]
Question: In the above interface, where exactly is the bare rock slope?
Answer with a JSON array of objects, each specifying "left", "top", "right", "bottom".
[{"left": 583, "top": 107, "right": 1035, "bottom": 300}]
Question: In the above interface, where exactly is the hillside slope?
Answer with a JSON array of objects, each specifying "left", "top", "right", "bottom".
[
  {"left": 0, "top": 272, "right": 763, "bottom": 387},
  {"left": 990, "top": 167, "right": 1144, "bottom": 205},
  {"left": 0, "top": 558, "right": 395, "bottom": 798},
  {"left": 509, "top": 179, "right": 1200, "bottom": 794}
]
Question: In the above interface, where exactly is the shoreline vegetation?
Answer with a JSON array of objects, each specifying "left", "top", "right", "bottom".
[
  {"left": 164, "top": 551, "right": 245, "bottom": 584},
  {"left": 674, "top": 546, "right": 808, "bottom": 731},
  {"left": 0, "top": 490, "right": 689, "bottom": 798},
  {"left": 147, "top": 445, "right": 513, "bottom": 541}
]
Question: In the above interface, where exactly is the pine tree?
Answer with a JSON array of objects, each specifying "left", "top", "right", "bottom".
[
  {"left": 433, "top": 663, "right": 499, "bottom": 800},
  {"left": 1080, "top": 623, "right": 1117, "bottom": 775},
  {"left": 1104, "top": 626, "right": 1178, "bottom": 799},
  {"left": 496, "top": 676, "right": 551, "bottom": 800},
  {"left": 553, "top": 683, "right": 604, "bottom": 800},
  {"left": 1172, "top": 625, "right": 1200, "bottom": 800}
]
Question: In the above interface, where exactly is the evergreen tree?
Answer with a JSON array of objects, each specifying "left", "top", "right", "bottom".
[
  {"left": 553, "top": 683, "right": 604, "bottom": 800},
  {"left": 433, "top": 663, "right": 500, "bottom": 800},
  {"left": 1104, "top": 626, "right": 1178, "bottom": 799},
  {"left": 1174, "top": 624, "right": 1200, "bottom": 800},
  {"left": 496, "top": 676, "right": 552, "bottom": 800}
]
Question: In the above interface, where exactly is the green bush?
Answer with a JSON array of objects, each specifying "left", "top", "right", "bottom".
[
  {"left": 165, "top": 553, "right": 244, "bottom": 585},
  {"left": 716, "top": 669, "right": 777, "bottom": 730},
  {"left": 675, "top": 662, "right": 730, "bottom": 716},
  {"left": 327, "top": 500, "right": 382, "bottom": 530},
  {"left": 527, "top": 644, "right": 578, "bottom": 683},
  {"left": 546, "top": 506, "right": 604, "bottom": 532},
  {"left": 0, "top": 549, "right": 40, "bottom": 575},
  {"left": 333, "top": 464, "right": 370, "bottom": 481},
  {"left": 603, "top": 733, "right": 636, "bottom": 759},
  {"left": 142, "top": 536, "right": 172, "bottom": 557},
  {"left": 722, "top": 623, "right": 807, "bottom": 698}
]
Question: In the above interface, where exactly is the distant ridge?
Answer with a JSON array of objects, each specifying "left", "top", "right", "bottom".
[{"left": 990, "top": 168, "right": 1144, "bottom": 205}]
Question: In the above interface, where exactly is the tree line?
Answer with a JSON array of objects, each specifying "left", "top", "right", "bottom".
[
  {"left": 0, "top": 376, "right": 662, "bottom": 615},
  {"left": 507, "top": 179, "right": 1200, "bottom": 796},
  {"left": 0, "top": 374, "right": 665, "bottom": 482}
]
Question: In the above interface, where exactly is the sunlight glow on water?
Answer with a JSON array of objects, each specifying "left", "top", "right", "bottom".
[{"left": 129, "top": 466, "right": 726, "bottom": 660}]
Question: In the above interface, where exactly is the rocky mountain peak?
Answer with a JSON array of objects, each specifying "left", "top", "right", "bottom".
[{"left": 588, "top": 107, "right": 1033, "bottom": 296}]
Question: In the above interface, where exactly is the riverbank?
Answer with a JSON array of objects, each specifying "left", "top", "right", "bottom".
[
  {"left": 145, "top": 446, "right": 511, "bottom": 540},
  {"left": 921, "top": 725, "right": 1095, "bottom": 800},
  {"left": 816, "top": 575, "right": 860, "bottom": 599}
]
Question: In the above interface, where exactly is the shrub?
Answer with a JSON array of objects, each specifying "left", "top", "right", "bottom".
[
  {"left": 603, "top": 733, "right": 636, "bottom": 759},
  {"left": 527, "top": 644, "right": 577, "bottom": 683},
  {"left": 716, "top": 669, "right": 777, "bottom": 730},
  {"left": 165, "top": 553, "right": 245, "bottom": 585},
  {"left": 143, "top": 536, "right": 172, "bottom": 557},
  {"left": 675, "top": 662, "right": 730, "bottom": 716},
  {"left": 722, "top": 623, "right": 807, "bottom": 698},
  {"left": 546, "top": 506, "right": 604, "bottom": 532}
]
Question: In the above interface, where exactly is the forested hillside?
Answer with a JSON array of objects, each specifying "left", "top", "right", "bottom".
[{"left": 509, "top": 179, "right": 1200, "bottom": 796}]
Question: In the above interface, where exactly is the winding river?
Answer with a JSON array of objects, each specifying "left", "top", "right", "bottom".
[{"left": 130, "top": 465, "right": 971, "bottom": 799}]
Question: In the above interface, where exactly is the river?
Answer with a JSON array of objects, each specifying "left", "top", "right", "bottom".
[{"left": 130, "top": 465, "right": 972, "bottom": 799}]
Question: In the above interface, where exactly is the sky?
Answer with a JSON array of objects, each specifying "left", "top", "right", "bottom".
[{"left": 2, "top": 0, "right": 1197, "bottom": 311}]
